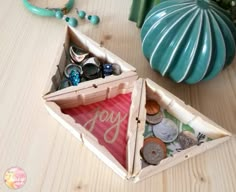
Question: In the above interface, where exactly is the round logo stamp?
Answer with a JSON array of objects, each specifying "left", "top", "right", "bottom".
[{"left": 4, "top": 167, "right": 27, "bottom": 189}]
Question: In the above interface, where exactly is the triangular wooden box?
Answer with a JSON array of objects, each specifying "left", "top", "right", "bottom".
[{"left": 43, "top": 26, "right": 232, "bottom": 182}]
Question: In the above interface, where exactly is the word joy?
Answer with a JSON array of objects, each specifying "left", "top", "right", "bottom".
[{"left": 83, "top": 107, "right": 128, "bottom": 143}]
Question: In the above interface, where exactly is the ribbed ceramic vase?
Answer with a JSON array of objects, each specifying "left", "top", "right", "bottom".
[{"left": 141, "top": 0, "right": 236, "bottom": 84}]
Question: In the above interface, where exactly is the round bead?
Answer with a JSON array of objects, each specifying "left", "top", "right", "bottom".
[
  {"left": 68, "top": 17, "right": 78, "bottom": 27},
  {"left": 78, "top": 10, "right": 86, "bottom": 19},
  {"left": 88, "top": 15, "right": 100, "bottom": 25},
  {"left": 55, "top": 10, "right": 63, "bottom": 19}
]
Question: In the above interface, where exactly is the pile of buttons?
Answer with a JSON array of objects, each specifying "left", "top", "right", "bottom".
[
  {"left": 140, "top": 99, "right": 211, "bottom": 167},
  {"left": 58, "top": 45, "right": 122, "bottom": 89}
]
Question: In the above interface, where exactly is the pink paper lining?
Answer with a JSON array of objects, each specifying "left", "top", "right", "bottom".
[{"left": 62, "top": 93, "right": 132, "bottom": 168}]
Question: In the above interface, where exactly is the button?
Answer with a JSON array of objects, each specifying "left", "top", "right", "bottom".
[
  {"left": 146, "top": 112, "right": 163, "bottom": 125},
  {"left": 178, "top": 131, "right": 198, "bottom": 149},
  {"left": 145, "top": 100, "right": 160, "bottom": 115},
  {"left": 153, "top": 118, "right": 178, "bottom": 143},
  {"left": 141, "top": 137, "right": 166, "bottom": 165}
]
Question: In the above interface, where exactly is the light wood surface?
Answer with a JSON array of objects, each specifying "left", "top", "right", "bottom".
[{"left": 0, "top": 0, "right": 236, "bottom": 191}]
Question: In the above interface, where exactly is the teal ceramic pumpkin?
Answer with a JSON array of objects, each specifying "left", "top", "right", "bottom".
[{"left": 141, "top": 0, "right": 236, "bottom": 84}]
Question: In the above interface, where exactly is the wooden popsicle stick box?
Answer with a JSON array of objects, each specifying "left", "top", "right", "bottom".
[{"left": 43, "top": 26, "right": 232, "bottom": 182}]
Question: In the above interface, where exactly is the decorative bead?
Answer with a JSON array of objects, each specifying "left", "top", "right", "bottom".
[
  {"left": 55, "top": 10, "right": 63, "bottom": 19},
  {"left": 103, "top": 64, "right": 113, "bottom": 76},
  {"left": 88, "top": 15, "right": 100, "bottom": 25},
  {"left": 68, "top": 17, "right": 78, "bottom": 27},
  {"left": 78, "top": 10, "right": 86, "bottom": 19},
  {"left": 69, "top": 69, "right": 81, "bottom": 86}
]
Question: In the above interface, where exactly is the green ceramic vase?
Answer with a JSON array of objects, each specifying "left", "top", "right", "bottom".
[{"left": 141, "top": 0, "right": 236, "bottom": 84}]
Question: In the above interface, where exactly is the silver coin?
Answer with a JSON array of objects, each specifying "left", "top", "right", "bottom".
[
  {"left": 178, "top": 131, "right": 198, "bottom": 150},
  {"left": 142, "top": 142, "right": 165, "bottom": 165},
  {"left": 153, "top": 118, "right": 178, "bottom": 143},
  {"left": 146, "top": 112, "right": 163, "bottom": 125}
]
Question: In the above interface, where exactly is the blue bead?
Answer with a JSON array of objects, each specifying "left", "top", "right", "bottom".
[
  {"left": 78, "top": 10, "right": 86, "bottom": 19},
  {"left": 89, "top": 15, "right": 100, "bottom": 25},
  {"left": 69, "top": 69, "right": 80, "bottom": 86},
  {"left": 55, "top": 10, "right": 63, "bottom": 19},
  {"left": 68, "top": 17, "right": 78, "bottom": 27},
  {"left": 103, "top": 64, "right": 113, "bottom": 76}
]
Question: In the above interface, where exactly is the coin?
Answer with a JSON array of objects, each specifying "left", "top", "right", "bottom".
[
  {"left": 153, "top": 118, "right": 178, "bottom": 143},
  {"left": 146, "top": 112, "right": 163, "bottom": 125},
  {"left": 178, "top": 131, "right": 198, "bottom": 150},
  {"left": 145, "top": 100, "right": 160, "bottom": 115},
  {"left": 141, "top": 137, "right": 166, "bottom": 165}
]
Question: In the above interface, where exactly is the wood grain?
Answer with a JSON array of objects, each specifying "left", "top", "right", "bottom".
[{"left": 0, "top": 0, "right": 236, "bottom": 191}]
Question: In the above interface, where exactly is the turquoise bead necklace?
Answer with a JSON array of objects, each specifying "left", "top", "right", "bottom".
[{"left": 22, "top": 0, "right": 78, "bottom": 27}]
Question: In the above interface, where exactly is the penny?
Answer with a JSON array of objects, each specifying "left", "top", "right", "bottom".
[
  {"left": 146, "top": 112, "right": 163, "bottom": 125},
  {"left": 141, "top": 137, "right": 166, "bottom": 165},
  {"left": 153, "top": 118, "right": 178, "bottom": 143},
  {"left": 145, "top": 100, "right": 160, "bottom": 115},
  {"left": 178, "top": 131, "right": 198, "bottom": 150}
]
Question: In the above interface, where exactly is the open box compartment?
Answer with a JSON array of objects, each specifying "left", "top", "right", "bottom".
[{"left": 43, "top": 26, "right": 232, "bottom": 182}]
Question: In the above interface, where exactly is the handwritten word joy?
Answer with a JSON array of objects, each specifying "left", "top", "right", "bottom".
[{"left": 83, "top": 107, "right": 128, "bottom": 144}]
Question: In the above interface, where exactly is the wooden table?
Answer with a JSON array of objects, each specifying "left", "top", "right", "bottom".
[{"left": 0, "top": 0, "right": 236, "bottom": 191}]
